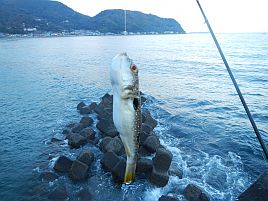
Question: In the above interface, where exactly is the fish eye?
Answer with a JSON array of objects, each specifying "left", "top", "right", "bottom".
[{"left": 130, "top": 64, "right": 138, "bottom": 72}]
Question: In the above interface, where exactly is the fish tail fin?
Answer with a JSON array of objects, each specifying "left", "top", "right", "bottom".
[{"left": 124, "top": 162, "right": 136, "bottom": 184}]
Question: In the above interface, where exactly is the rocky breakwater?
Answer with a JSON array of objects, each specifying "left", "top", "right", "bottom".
[{"left": 35, "top": 92, "right": 211, "bottom": 201}]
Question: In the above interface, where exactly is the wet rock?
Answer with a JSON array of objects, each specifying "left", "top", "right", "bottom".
[
  {"left": 153, "top": 148, "right": 173, "bottom": 172},
  {"left": 138, "top": 146, "right": 152, "bottom": 157},
  {"left": 143, "top": 135, "right": 160, "bottom": 153},
  {"left": 77, "top": 151, "right": 94, "bottom": 166},
  {"left": 77, "top": 102, "right": 86, "bottom": 111},
  {"left": 149, "top": 169, "right": 169, "bottom": 187},
  {"left": 142, "top": 123, "right": 153, "bottom": 135},
  {"left": 100, "top": 136, "right": 112, "bottom": 152},
  {"left": 80, "top": 116, "right": 94, "bottom": 127},
  {"left": 94, "top": 93, "right": 113, "bottom": 115},
  {"left": 39, "top": 172, "right": 59, "bottom": 182},
  {"left": 141, "top": 96, "right": 147, "bottom": 105},
  {"left": 238, "top": 171, "right": 268, "bottom": 201},
  {"left": 100, "top": 152, "right": 121, "bottom": 171},
  {"left": 77, "top": 189, "right": 92, "bottom": 201},
  {"left": 54, "top": 156, "right": 73, "bottom": 173},
  {"left": 184, "top": 184, "right": 210, "bottom": 201},
  {"left": 51, "top": 138, "right": 62, "bottom": 143},
  {"left": 143, "top": 110, "right": 157, "bottom": 129},
  {"left": 65, "top": 122, "right": 77, "bottom": 128},
  {"left": 48, "top": 186, "right": 68, "bottom": 200},
  {"left": 71, "top": 123, "right": 84, "bottom": 133},
  {"left": 80, "top": 128, "right": 96, "bottom": 141},
  {"left": 137, "top": 158, "right": 153, "bottom": 174},
  {"left": 80, "top": 105, "right": 92, "bottom": 115},
  {"left": 62, "top": 128, "right": 71, "bottom": 135},
  {"left": 111, "top": 158, "right": 126, "bottom": 182},
  {"left": 69, "top": 160, "right": 89, "bottom": 180},
  {"left": 159, "top": 195, "right": 180, "bottom": 201},
  {"left": 103, "top": 136, "right": 124, "bottom": 155},
  {"left": 139, "top": 131, "right": 151, "bottom": 145},
  {"left": 96, "top": 119, "right": 118, "bottom": 137},
  {"left": 169, "top": 162, "right": 183, "bottom": 179},
  {"left": 67, "top": 133, "right": 87, "bottom": 149},
  {"left": 97, "top": 108, "right": 113, "bottom": 121}
]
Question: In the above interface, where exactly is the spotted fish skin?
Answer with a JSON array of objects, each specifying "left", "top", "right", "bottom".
[{"left": 110, "top": 53, "right": 141, "bottom": 184}]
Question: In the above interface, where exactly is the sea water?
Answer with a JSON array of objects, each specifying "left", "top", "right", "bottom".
[{"left": 0, "top": 33, "right": 267, "bottom": 200}]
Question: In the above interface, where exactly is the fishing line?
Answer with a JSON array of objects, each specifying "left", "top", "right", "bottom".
[{"left": 195, "top": 0, "right": 268, "bottom": 160}]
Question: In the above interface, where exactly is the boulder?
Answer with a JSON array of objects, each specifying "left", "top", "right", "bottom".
[
  {"left": 149, "top": 169, "right": 169, "bottom": 187},
  {"left": 77, "top": 189, "right": 93, "bottom": 201},
  {"left": 39, "top": 172, "right": 59, "bottom": 182},
  {"left": 238, "top": 171, "right": 268, "bottom": 201},
  {"left": 137, "top": 158, "right": 153, "bottom": 174},
  {"left": 168, "top": 163, "right": 183, "bottom": 179},
  {"left": 71, "top": 123, "right": 84, "bottom": 133},
  {"left": 65, "top": 122, "right": 77, "bottom": 128},
  {"left": 89, "top": 102, "right": 98, "bottom": 111},
  {"left": 67, "top": 133, "right": 87, "bottom": 149},
  {"left": 54, "top": 156, "right": 73, "bottom": 173},
  {"left": 103, "top": 136, "right": 124, "bottom": 155},
  {"left": 111, "top": 158, "right": 126, "bottom": 182},
  {"left": 77, "top": 151, "right": 94, "bottom": 166},
  {"left": 80, "top": 116, "right": 94, "bottom": 127},
  {"left": 96, "top": 119, "right": 118, "bottom": 137},
  {"left": 138, "top": 146, "right": 152, "bottom": 157},
  {"left": 143, "top": 110, "right": 157, "bottom": 129},
  {"left": 143, "top": 135, "right": 160, "bottom": 153},
  {"left": 100, "top": 136, "right": 112, "bottom": 152},
  {"left": 62, "top": 128, "right": 71, "bottom": 135},
  {"left": 153, "top": 148, "right": 173, "bottom": 172},
  {"left": 139, "top": 131, "right": 151, "bottom": 145},
  {"left": 48, "top": 186, "right": 68, "bottom": 200},
  {"left": 69, "top": 160, "right": 89, "bottom": 180},
  {"left": 77, "top": 101, "right": 86, "bottom": 111},
  {"left": 142, "top": 123, "right": 153, "bottom": 135},
  {"left": 159, "top": 195, "right": 180, "bottom": 201},
  {"left": 97, "top": 109, "right": 113, "bottom": 121},
  {"left": 94, "top": 93, "right": 113, "bottom": 115},
  {"left": 184, "top": 184, "right": 210, "bottom": 201},
  {"left": 80, "top": 105, "right": 92, "bottom": 115},
  {"left": 100, "top": 152, "right": 121, "bottom": 172},
  {"left": 80, "top": 128, "right": 96, "bottom": 141}
]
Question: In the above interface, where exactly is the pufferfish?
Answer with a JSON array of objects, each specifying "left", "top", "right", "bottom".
[{"left": 110, "top": 52, "right": 141, "bottom": 184}]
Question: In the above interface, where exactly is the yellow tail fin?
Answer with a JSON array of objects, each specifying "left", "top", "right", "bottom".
[{"left": 124, "top": 162, "right": 136, "bottom": 184}]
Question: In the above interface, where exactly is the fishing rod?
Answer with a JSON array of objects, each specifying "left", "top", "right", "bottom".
[{"left": 195, "top": 0, "right": 268, "bottom": 160}]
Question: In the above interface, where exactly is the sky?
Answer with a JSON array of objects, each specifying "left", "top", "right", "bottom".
[{"left": 57, "top": 0, "right": 268, "bottom": 33}]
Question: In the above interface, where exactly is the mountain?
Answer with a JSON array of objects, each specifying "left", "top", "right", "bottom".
[{"left": 0, "top": 0, "right": 185, "bottom": 34}]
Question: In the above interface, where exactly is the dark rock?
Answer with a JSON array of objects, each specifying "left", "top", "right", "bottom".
[
  {"left": 149, "top": 169, "right": 169, "bottom": 187},
  {"left": 51, "top": 137, "right": 61, "bottom": 143},
  {"left": 168, "top": 163, "right": 183, "bottom": 179},
  {"left": 54, "top": 156, "right": 73, "bottom": 173},
  {"left": 100, "top": 152, "right": 121, "bottom": 171},
  {"left": 100, "top": 136, "right": 112, "bottom": 152},
  {"left": 159, "top": 195, "right": 180, "bottom": 201},
  {"left": 80, "top": 128, "right": 96, "bottom": 141},
  {"left": 184, "top": 184, "right": 210, "bottom": 201},
  {"left": 96, "top": 119, "right": 118, "bottom": 137},
  {"left": 143, "top": 110, "right": 157, "bottom": 129},
  {"left": 94, "top": 93, "right": 113, "bottom": 115},
  {"left": 62, "top": 128, "right": 71, "bottom": 135},
  {"left": 67, "top": 133, "right": 87, "bottom": 149},
  {"left": 141, "top": 96, "right": 147, "bottom": 105},
  {"left": 39, "top": 172, "right": 58, "bottom": 182},
  {"left": 77, "top": 151, "right": 94, "bottom": 166},
  {"left": 48, "top": 186, "right": 68, "bottom": 200},
  {"left": 153, "top": 148, "right": 173, "bottom": 172},
  {"left": 80, "top": 116, "right": 94, "bottom": 127},
  {"left": 77, "top": 189, "right": 92, "bottom": 201},
  {"left": 138, "top": 146, "right": 152, "bottom": 157},
  {"left": 97, "top": 109, "right": 113, "bottom": 121},
  {"left": 238, "top": 171, "right": 268, "bottom": 201},
  {"left": 111, "top": 158, "right": 126, "bottom": 182},
  {"left": 89, "top": 102, "right": 98, "bottom": 111},
  {"left": 69, "top": 160, "right": 89, "bottom": 180},
  {"left": 77, "top": 101, "right": 86, "bottom": 111},
  {"left": 104, "top": 136, "right": 124, "bottom": 155},
  {"left": 71, "top": 123, "right": 84, "bottom": 133},
  {"left": 142, "top": 123, "right": 153, "bottom": 135},
  {"left": 137, "top": 158, "right": 153, "bottom": 174},
  {"left": 143, "top": 135, "right": 160, "bottom": 153},
  {"left": 80, "top": 105, "right": 92, "bottom": 115},
  {"left": 139, "top": 131, "right": 151, "bottom": 145}
]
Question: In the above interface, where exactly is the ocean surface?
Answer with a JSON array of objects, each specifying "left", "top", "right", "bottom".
[{"left": 0, "top": 33, "right": 268, "bottom": 201}]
